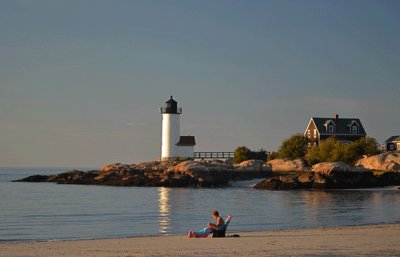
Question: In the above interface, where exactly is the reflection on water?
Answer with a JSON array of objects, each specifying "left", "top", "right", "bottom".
[
  {"left": 1, "top": 168, "right": 400, "bottom": 242},
  {"left": 155, "top": 187, "right": 400, "bottom": 236},
  {"left": 301, "top": 191, "right": 374, "bottom": 225},
  {"left": 158, "top": 187, "right": 171, "bottom": 234}
]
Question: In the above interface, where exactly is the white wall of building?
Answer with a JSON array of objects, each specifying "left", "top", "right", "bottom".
[
  {"left": 177, "top": 146, "right": 195, "bottom": 159},
  {"left": 161, "top": 113, "right": 180, "bottom": 160}
]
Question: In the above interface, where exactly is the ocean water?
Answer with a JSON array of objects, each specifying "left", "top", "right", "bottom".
[{"left": 0, "top": 167, "right": 400, "bottom": 242}]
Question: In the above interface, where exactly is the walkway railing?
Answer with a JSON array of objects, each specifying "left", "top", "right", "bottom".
[{"left": 194, "top": 152, "right": 234, "bottom": 159}]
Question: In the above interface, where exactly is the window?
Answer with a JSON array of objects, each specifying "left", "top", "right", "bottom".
[
  {"left": 397, "top": 143, "right": 400, "bottom": 150},
  {"left": 307, "top": 129, "right": 311, "bottom": 138},
  {"left": 390, "top": 145, "right": 394, "bottom": 150},
  {"left": 328, "top": 125, "right": 334, "bottom": 134},
  {"left": 352, "top": 125, "right": 358, "bottom": 134},
  {"left": 313, "top": 129, "right": 317, "bottom": 138}
]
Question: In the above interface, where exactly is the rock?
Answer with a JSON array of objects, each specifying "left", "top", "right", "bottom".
[
  {"left": 355, "top": 152, "right": 400, "bottom": 171},
  {"left": 165, "top": 160, "right": 209, "bottom": 175},
  {"left": 100, "top": 163, "right": 121, "bottom": 173},
  {"left": 311, "top": 162, "right": 377, "bottom": 189},
  {"left": 254, "top": 178, "right": 282, "bottom": 190},
  {"left": 312, "top": 172, "right": 328, "bottom": 189},
  {"left": 278, "top": 175, "right": 298, "bottom": 190},
  {"left": 165, "top": 160, "right": 233, "bottom": 187},
  {"left": 254, "top": 175, "right": 301, "bottom": 190},
  {"left": 232, "top": 160, "right": 271, "bottom": 178},
  {"left": 312, "top": 162, "right": 368, "bottom": 176},
  {"left": 267, "top": 159, "right": 309, "bottom": 173},
  {"left": 297, "top": 172, "right": 315, "bottom": 188},
  {"left": 14, "top": 175, "right": 49, "bottom": 182},
  {"left": 377, "top": 172, "right": 400, "bottom": 187},
  {"left": 261, "top": 163, "right": 273, "bottom": 173},
  {"left": 255, "top": 162, "right": 380, "bottom": 190},
  {"left": 233, "top": 160, "right": 264, "bottom": 172}
]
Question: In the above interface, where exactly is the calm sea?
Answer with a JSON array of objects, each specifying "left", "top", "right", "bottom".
[{"left": 0, "top": 167, "right": 399, "bottom": 242}]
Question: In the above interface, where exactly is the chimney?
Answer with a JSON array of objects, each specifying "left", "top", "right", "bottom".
[{"left": 334, "top": 114, "right": 339, "bottom": 120}]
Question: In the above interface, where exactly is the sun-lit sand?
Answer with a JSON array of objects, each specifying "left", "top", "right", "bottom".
[{"left": 1, "top": 223, "right": 399, "bottom": 257}]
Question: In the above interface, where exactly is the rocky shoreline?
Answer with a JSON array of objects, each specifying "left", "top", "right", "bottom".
[
  {"left": 15, "top": 152, "right": 400, "bottom": 190},
  {"left": 255, "top": 151, "right": 400, "bottom": 190},
  {"left": 15, "top": 160, "right": 270, "bottom": 188},
  {"left": 254, "top": 162, "right": 400, "bottom": 190}
]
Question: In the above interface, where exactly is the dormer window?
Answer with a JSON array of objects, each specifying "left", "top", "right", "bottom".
[
  {"left": 328, "top": 125, "right": 334, "bottom": 134},
  {"left": 352, "top": 125, "right": 358, "bottom": 134},
  {"left": 324, "top": 120, "right": 335, "bottom": 134},
  {"left": 349, "top": 120, "right": 359, "bottom": 134}
]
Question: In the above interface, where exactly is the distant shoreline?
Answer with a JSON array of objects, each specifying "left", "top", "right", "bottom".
[{"left": 1, "top": 223, "right": 399, "bottom": 257}]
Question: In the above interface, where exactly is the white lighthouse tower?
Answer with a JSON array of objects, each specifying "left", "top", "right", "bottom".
[{"left": 160, "top": 96, "right": 195, "bottom": 161}]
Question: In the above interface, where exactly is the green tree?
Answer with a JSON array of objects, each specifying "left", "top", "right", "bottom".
[
  {"left": 306, "top": 137, "right": 381, "bottom": 165},
  {"left": 250, "top": 148, "right": 267, "bottom": 160},
  {"left": 342, "top": 137, "right": 381, "bottom": 164},
  {"left": 306, "top": 137, "right": 345, "bottom": 165},
  {"left": 267, "top": 151, "right": 279, "bottom": 161},
  {"left": 363, "top": 137, "right": 381, "bottom": 156},
  {"left": 234, "top": 146, "right": 252, "bottom": 164},
  {"left": 278, "top": 134, "right": 308, "bottom": 160},
  {"left": 233, "top": 146, "right": 267, "bottom": 163}
]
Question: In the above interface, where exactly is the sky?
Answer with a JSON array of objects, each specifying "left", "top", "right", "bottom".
[{"left": 1, "top": 0, "right": 399, "bottom": 167}]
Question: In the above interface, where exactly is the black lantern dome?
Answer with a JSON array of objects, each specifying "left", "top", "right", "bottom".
[{"left": 161, "top": 96, "right": 182, "bottom": 114}]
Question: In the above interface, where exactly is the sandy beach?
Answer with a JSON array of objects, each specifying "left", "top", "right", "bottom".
[{"left": 1, "top": 223, "right": 399, "bottom": 257}]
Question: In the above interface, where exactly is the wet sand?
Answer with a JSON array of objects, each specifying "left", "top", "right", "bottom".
[{"left": 1, "top": 223, "right": 399, "bottom": 257}]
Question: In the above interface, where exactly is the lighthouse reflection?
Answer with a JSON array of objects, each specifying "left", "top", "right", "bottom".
[{"left": 158, "top": 187, "right": 171, "bottom": 234}]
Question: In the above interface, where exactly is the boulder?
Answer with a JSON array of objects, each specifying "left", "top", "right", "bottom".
[
  {"left": 312, "top": 162, "right": 378, "bottom": 189},
  {"left": 100, "top": 163, "right": 121, "bottom": 173},
  {"left": 312, "top": 172, "right": 328, "bottom": 189},
  {"left": 377, "top": 172, "right": 400, "bottom": 187},
  {"left": 278, "top": 175, "right": 298, "bottom": 190},
  {"left": 14, "top": 175, "right": 49, "bottom": 182},
  {"left": 312, "top": 162, "right": 368, "bottom": 176},
  {"left": 267, "top": 159, "right": 309, "bottom": 172},
  {"left": 254, "top": 175, "right": 300, "bottom": 190},
  {"left": 99, "top": 163, "right": 133, "bottom": 175},
  {"left": 233, "top": 160, "right": 264, "bottom": 172},
  {"left": 254, "top": 162, "right": 380, "bottom": 190},
  {"left": 297, "top": 172, "right": 315, "bottom": 188},
  {"left": 254, "top": 178, "right": 282, "bottom": 190},
  {"left": 165, "top": 160, "right": 209, "bottom": 175},
  {"left": 355, "top": 152, "right": 400, "bottom": 171}
]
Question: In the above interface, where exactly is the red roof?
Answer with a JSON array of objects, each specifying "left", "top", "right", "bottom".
[{"left": 176, "top": 136, "right": 196, "bottom": 146}]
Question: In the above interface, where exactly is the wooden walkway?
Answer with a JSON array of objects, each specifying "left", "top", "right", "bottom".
[{"left": 194, "top": 152, "right": 234, "bottom": 159}]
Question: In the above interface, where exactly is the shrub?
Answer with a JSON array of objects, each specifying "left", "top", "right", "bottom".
[
  {"left": 277, "top": 134, "right": 308, "bottom": 160},
  {"left": 306, "top": 137, "right": 345, "bottom": 165},
  {"left": 342, "top": 137, "right": 381, "bottom": 164},
  {"left": 234, "top": 146, "right": 252, "bottom": 164},
  {"left": 267, "top": 151, "right": 279, "bottom": 161},
  {"left": 233, "top": 146, "right": 267, "bottom": 163},
  {"left": 306, "top": 137, "right": 381, "bottom": 165}
]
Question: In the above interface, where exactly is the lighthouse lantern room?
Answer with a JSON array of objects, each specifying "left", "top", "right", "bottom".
[{"left": 160, "top": 96, "right": 195, "bottom": 161}]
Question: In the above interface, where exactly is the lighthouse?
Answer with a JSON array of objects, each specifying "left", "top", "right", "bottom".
[{"left": 160, "top": 96, "right": 196, "bottom": 161}]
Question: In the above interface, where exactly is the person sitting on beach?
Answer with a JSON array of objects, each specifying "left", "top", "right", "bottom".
[
  {"left": 208, "top": 210, "right": 225, "bottom": 235},
  {"left": 188, "top": 210, "right": 227, "bottom": 238}
]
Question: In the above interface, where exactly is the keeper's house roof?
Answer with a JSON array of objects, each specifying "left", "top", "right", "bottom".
[
  {"left": 311, "top": 117, "right": 366, "bottom": 135},
  {"left": 385, "top": 135, "right": 400, "bottom": 142},
  {"left": 176, "top": 136, "right": 196, "bottom": 146}
]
